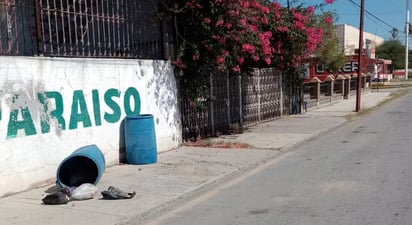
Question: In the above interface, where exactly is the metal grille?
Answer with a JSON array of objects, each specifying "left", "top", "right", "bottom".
[
  {"left": 36, "top": 0, "right": 171, "bottom": 58},
  {"left": 350, "top": 79, "right": 357, "bottom": 96},
  {"left": 242, "top": 68, "right": 285, "bottom": 126},
  {"left": 0, "top": 0, "right": 173, "bottom": 58},
  {"left": 210, "top": 71, "right": 230, "bottom": 136},
  {"left": 242, "top": 70, "right": 260, "bottom": 125},
  {"left": 303, "top": 83, "right": 317, "bottom": 110},
  {"left": 179, "top": 72, "right": 210, "bottom": 141},
  {"left": 260, "top": 69, "right": 282, "bottom": 120},
  {"left": 180, "top": 68, "right": 297, "bottom": 140},
  {"left": 332, "top": 81, "right": 343, "bottom": 101},
  {"left": 319, "top": 82, "right": 331, "bottom": 105},
  {"left": 229, "top": 74, "right": 242, "bottom": 128},
  {"left": 0, "top": 0, "right": 36, "bottom": 55}
]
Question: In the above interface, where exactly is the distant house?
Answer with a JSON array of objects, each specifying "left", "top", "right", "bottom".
[
  {"left": 335, "top": 24, "right": 384, "bottom": 58},
  {"left": 303, "top": 25, "right": 391, "bottom": 82}
]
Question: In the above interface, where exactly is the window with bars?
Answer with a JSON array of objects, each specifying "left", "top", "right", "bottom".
[{"left": 0, "top": 0, "right": 174, "bottom": 59}]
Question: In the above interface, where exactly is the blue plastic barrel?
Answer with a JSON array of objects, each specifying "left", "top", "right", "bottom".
[
  {"left": 124, "top": 114, "right": 157, "bottom": 164},
  {"left": 56, "top": 144, "right": 106, "bottom": 188}
]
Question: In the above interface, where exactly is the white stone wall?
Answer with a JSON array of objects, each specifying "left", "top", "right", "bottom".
[
  {"left": 335, "top": 24, "right": 384, "bottom": 56},
  {"left": 0, "top": 57, "right": 181, "bottom": 197}
]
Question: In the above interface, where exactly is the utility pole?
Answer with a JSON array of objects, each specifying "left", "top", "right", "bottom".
[
  {"left": 356, "top": 0, "right": 365, "bottom": 112},
  {"left": 405, "top": 0, "right": 410, "bottom": 80}
]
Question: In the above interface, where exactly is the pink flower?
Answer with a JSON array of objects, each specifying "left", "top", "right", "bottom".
[
  {"left": 264, "top": 57, "right": 271, "bottom": 65},
  {"left": 252, "top": 55, "right": 260, "bottom": 62},
  {"left": 212, "top": 35, "right": 220, "bottom": 40},
  {"left": 325, "top": 16, "right": 333, "bottom": 24},
  {"left": 216, "top": 57, "right": 225, "bottom": 65},
  {"left": 241, "top": 43, "right": 256, "bottom": 54},
  {"left": 293, "top": 12, "right": 303, "bottom": 21},
  {"left": 232, "top": 65, "right": 241, "bottom": 73},
  {"left": 307, "top": 6, "right": 315, "bottom": 14},
  {"left": 173, "top": 58, "right": 185, "bottom": 68},
  {"left": 237, "top": 56, "right": 245, "bottom": 64},
  {"left": 293, "top": 21, "right": 306, "bottom": 30},
  {"left": 215, "top": 19, "right": 224, "bottom": 27},
  {"left": 277, "top": 26, "right": 289, "bottom": 32},
  {"left": 260, "top": 6, "right": 270, "bottom": 14},
  {"left": 325, "top": 0, "right": 334, "bottom": 4},
  {"left": 242, "top": 1, "right": 250, "bottom": 8},
  {"left": 271, "top": 2, "right": 281, "bottom": 9},
  {"left": 225, "top": 23, "right": 233, "bottom": 29},
  {"left": 249, "top": 24, "right": 258, "bottom": 31},
  {"left": 239, "top": 17, "right": 248, "bottom": 26},
  {"left": 203, "top": 18, "right": 211, "bottom": 24}
]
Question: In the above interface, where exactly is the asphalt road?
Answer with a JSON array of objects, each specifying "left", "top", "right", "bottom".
[{"left": 144, "top": 91, "right": 412, "bottom": 225}]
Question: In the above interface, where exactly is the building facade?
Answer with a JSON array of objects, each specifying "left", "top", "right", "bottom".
[{"left": 335, "top": 24, "right": 385, "bottom": 58}]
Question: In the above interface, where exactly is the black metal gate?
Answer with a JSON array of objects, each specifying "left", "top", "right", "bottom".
[{"left": 179, "top": 68, "right": 301, "bottom": 141}]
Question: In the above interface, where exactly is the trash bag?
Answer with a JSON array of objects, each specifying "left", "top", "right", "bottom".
[
  {"left": 71, "top": 183, "right": 98, "bottom": 200},
  {"left": 42, "top": 189, "right": 70, "bottom": 205},
  {"left": 101, "top": 186, "right": 136, "bottom": 200}
]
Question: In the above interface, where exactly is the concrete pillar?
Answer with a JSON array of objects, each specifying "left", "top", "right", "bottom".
[
  {"left": 324, "top": 75, "right": 335, "bottom": 102},
  {"left": 335, "top": 75, "right": 345, "bottom": 98},
  {"left": 367, "top": 73, "right": 372, "bottom": 89},
  {"left": 309, "top": 77, "right": 321, "bottom": 107},
  {"left": 343, "top": 75, "right": 351, "bottom": 99}
]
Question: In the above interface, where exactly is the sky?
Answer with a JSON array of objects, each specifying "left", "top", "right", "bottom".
[{"left": 277, "top": 0, "right": 409, "bottom": 43}]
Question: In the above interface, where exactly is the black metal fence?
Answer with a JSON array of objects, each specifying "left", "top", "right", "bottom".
[
  {"left": 180, "top": 68, "right": 301, "bottom": 141},
  {"left": 0, "top": 0, "right": 174, "bottom": 58}
]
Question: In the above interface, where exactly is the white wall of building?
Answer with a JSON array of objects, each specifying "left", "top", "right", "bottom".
[
  {"left": 0, "top": 57, "right": 181, "bottom": 197},
  {"left": 336, "top": 24, "right": 384, "bottom": 56}
]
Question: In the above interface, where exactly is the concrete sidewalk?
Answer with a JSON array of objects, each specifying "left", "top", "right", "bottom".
[{"left": 0, "top": 89, "right": 402, "bottom": 225}]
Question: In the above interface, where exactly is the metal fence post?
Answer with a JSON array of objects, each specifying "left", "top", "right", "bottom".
[
  {"left": 33, "top": 0, "right": 44, "bottom": 55},
  {"left": 280, "top": 72, "right": 283, "bottom": 116},
  {"left": 238, "top": 73, "right": 243, "bottom": 128},
  {"left": 209, "top": 72, "right": 215, "bottom": 136},
  {"left": 257, "top": 69, "right": 261, "bottom": 121},
  {"left": 226, "top": 70, "right": 231, "bottom": 129}
]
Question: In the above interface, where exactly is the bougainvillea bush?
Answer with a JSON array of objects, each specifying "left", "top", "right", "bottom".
[{"left": 173, "top": 0, "right": 334, "bottom": 74}]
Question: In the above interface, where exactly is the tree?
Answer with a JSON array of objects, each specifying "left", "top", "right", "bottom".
[
  {"left": 170, "top": 0, "right": 334, "bottom": 74},
  {"left": 375, "top": 40, "right": 405, "bottom": 70},
  {"left": 311, "top": 12, "right": 346, "bottom": 72}
]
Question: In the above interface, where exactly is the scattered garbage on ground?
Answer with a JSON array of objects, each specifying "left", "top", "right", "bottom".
[
  {"left": 101, "top": 186, "right": 136, "bottom": 200},
  {"left": 70, "top": 183, "right": 98, "bottom": 200},
  {"left": 42, "top": 188, "right": 71, "bottom": 205},
  {"left": 42, "top": 183, "right": 135, "bottom": 205},
  {"left": 43, "top": 144, "right": 136, "bottom": 205}
]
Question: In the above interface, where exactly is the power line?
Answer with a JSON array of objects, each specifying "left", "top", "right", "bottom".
[{"left": 346, "top": 0, "right": 401, "bottom": 32}]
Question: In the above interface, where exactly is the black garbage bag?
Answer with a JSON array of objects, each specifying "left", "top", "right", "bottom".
[
  {"left": 101, "top": 186, "right": 136, "bottom": 200},
  {"left": 42, "top": 189, "right": 70, "bottom": 205}
]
